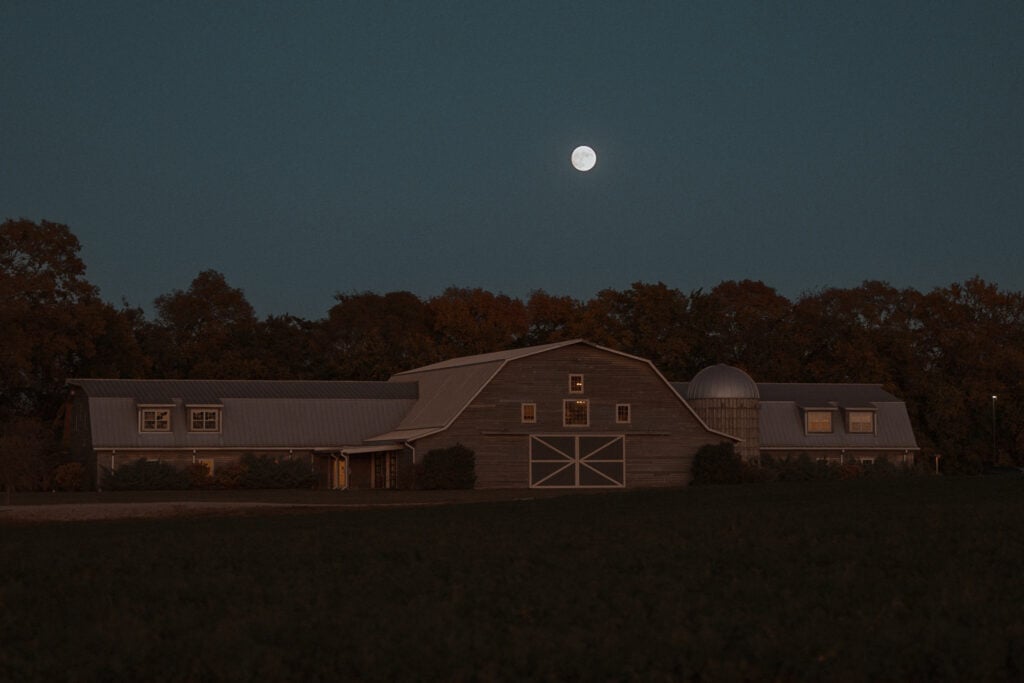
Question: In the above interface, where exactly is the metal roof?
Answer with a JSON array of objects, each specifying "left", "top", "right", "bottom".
[
  {"left": 390, "top": 339, "right": 585, "bottom": 375},
  {"left": 69, "top": 378, "right": 417, "bottom": 402},
  {"left": 673, "top": 380, "right": 918, "bottom": 451},
  {"left": 756, "top": 383, "right": 901, "bottom": 405},
  {"left": 759, "top": 401, "right": 918, "bottom": 451},
  {"left": 85, "top": 397, "right": 417, "bottom": 450},
  {"left": 685, "top": 364, "right": 760, "bottom": 400}
]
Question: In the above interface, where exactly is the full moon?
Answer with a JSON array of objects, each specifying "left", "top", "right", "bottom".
[{"left": 571, "top": 145, "right": 597, "bottom": 172}]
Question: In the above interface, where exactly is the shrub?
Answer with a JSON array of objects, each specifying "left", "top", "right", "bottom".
[
  {"left": 208, "top": 455, "right": 315, "bottom": 490},
  {"left": 52, "top": 462, "right": 85, "bottom": 491},
  {"left": 186, "top": 462, "right": 213, "bottom": 489},
  {"left": 690, "top": 442, "right": 746, "bottom": 485},
  {"left": 104, "top": 459, "right": 189, "bottom": 491},
  {"left": 863, "top": 457, "right": 899, "bottom": 478},
  {"left": 416, "top": 444, "right": 476, "bottom": 490},
  {"left": 212, "top": 462, "right": 247, "bottom": 490}
]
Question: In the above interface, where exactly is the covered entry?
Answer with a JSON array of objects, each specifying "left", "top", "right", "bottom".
[
  {"left": 529, "top": 435, "right": 625, "bottom": 488},
  {"left": 317, "top": 445, "right": 404, "bottom": 490}
]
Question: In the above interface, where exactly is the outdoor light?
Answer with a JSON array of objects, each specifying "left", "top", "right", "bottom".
[{"left": 992, "top": 395, "right": 998, "bottom": 463}]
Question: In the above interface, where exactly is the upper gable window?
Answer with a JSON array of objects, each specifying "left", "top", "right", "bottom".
[
  {"left": 805, "top": 411, "right": 833, "bottom": 434},
  {"left": 521, "top": 403, "right": 537, "bottom": 424},
  {"left": 569, "top": 374, "right": 584, "bottom": 393},
  {"left": 847, "top": 411, "right": 875, "bottom": 434},
  {"left": 616, "top": 404, "right": 631, "bottom": 424},
  {"left": 139, "top": 408, "right": 171, "bottom": 432},
  {"left": 189, "top": 408, "right": 221, "bottom": 433}
]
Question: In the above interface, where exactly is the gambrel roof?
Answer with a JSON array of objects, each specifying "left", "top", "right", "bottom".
[{"left": 369, "top": 340, "right": 732, "bottom": 444}]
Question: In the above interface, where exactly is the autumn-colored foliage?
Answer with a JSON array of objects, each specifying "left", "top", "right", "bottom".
[{"left": 4, "top": 219, "right": 1024, "bottom": 486}]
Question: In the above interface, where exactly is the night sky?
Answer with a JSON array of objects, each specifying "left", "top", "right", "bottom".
[{"left": 3, "top": 2, "right": 1021, "bottom": 319}]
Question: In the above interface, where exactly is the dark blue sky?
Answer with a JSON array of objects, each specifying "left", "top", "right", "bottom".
[{"left": 3, "top": 2, "right": 1022, "bottom": 319}]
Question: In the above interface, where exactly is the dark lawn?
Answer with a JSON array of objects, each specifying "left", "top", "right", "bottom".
[{"left": 3, "top": 477, "right": 1024, "bottom": 681}]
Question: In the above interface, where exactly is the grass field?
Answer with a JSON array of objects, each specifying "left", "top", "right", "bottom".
[{"left": 3, "top": 477, "right": 1023, "bottom": 681}]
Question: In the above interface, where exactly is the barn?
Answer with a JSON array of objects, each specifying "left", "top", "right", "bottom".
[
  {"left": 66, "top": 340, "right": 919, "bottom": 490},
  {"left": 368, "top": 340, "right": 733, "bottom": 488}
]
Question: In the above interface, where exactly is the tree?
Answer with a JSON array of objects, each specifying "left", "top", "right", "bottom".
[
  {"left": 688, "top": 280, "right": 794, "bottom": 380},
  {"left": 575, "top": 282, "right": 693, "bottom": 377},
  {"left": 255, "top": 314, "right": 323, "bottom": 379},
  {"left": 150, "top": 270, "right": 264, "bottom": 378},
  {"left": 524, "top": 290, "right": 583, "bottom": 346},
  {"left": 428, "top": 287, "right": 528, "bottom": 358},
  {"left": 0, "top": 218, "right": 108, "bottom": 418},
  {"left": 0, "top": 416, "right": 52, "bottom": 504},
  {"left": 319, "top": 291, "right": 436, "bottom": 379}
]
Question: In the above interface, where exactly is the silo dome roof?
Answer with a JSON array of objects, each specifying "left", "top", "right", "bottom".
[{"left": 686, "top": 364, "right": 760, "bottom": 400}]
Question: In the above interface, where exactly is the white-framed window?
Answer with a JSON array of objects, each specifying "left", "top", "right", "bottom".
[
  {"left": 189, "top": 408, "right": 221, "bottom": 432},
  {"left": 847, "top": 411, "right": 875, "bottom": 434},
  {"left": 616, "top": 404, "right": 631, "bottom": 424},
  {"left": 859, "top": 457, "right": 875, "bottom": 465},
  {"left": 563, "top": 399, "right": 589, "bottom": 426},
  {"left": 521, "top": 403, "right": 537, "bottom": 424},
  {"left": 805, "top": 411, "right": 833, "bottom": 434},
  {"left": 569, "top": 374, "right": 584, "bottom": 394},
  {"left": 139, "top": 408, "right": 171, "bottom": 432}
]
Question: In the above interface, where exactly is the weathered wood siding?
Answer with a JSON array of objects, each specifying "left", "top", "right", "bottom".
[
  {"left": 690, "top": 398, "right": 760, "bottom": 461},
  {"left": 413, "top": 345, "right": 728, "bottom": 488}
]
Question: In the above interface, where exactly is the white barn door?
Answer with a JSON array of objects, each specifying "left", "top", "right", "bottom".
[{"left": 529, "top": 435, "right": 625, "bottom": 488}]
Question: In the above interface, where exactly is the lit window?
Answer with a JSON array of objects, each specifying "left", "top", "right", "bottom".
[
  {"left": 521, "top": 403, "right": 537, "bottom": 424},
  {"left": 847, "top": 411, "right": 875, "bottom": 434},
  {"left": 189, "top": 408, "right": 221, "bottom": 432},
  {"left": 198, "top": 458, "right": 216, "bottom": 476},
  {"left": 616, "top": 404, "right": 631, "bottom": 424},
  {"left": 139, "top": 408, "right": 171, "bottom": 432},
  {"left": 564, "top": 399, "right": 589, "bottom": 426},
  {"left": 569, "top": 374, "right": 584, "bottom": 393},
  {"left": 805, "top": 411, "right": 833, "bottom": 434}
]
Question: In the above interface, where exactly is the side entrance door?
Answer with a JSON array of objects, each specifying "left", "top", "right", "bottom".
[{"left": 529, "top": 435, "right": 625, "bottom": 488}]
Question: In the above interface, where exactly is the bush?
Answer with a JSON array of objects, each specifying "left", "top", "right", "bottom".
[
  {"left": 104, "top": 459, "right": 190, "bottom": 491},
  {"left": 238, "top": 454, "right": 315, "bottom": 489},
  {"left": 416, "top": 444, "right": 476, "bottom": 490},
  {"left": 690, "top": 442, "right": 746, "bottom": 485},
  {"left": 186, "top": 462, "right": 213, "bottom": 489},
  {"left": 52, "top": 462, "right": 85, "bottom": 491},
  {"left": 208, "top": 454, "right": 315, "bottom": 490}
]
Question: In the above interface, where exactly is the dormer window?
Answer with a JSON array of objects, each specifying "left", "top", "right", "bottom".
[
  {"left": 569, "top": 374, "right": 584, "bottom": 393},
  {"left": 847, "top": 410, "right": 875, "bottom": 434},
  {"left": 139, "top": 407, "right": 171, "bottom": 432},
  {"left": 805, "top": 410, "right": 833, "bottom": 434},
  {"left": 189, "top": 408, "right": 221, "bottom": 432}
]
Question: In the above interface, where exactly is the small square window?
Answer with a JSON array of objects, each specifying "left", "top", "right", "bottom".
[
  {"left": 569, "top": 374, "right": 584, "bottom": 393},
  {"left": 521, "top": 403, "right": 537, "bottom": 424},
  {"left": 189, "top": 408, "right": 221, "bottom": 432},
  {"left": 139, "top": 408, "right": 171, "bottom": 432},
  {"left": 564, "top": 399, "right": 589, "bottom": 426},
  {"left": 616, "top": 404, "right": 631, "bottom": 424}
]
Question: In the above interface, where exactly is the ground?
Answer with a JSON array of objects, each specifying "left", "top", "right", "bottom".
[{"left": 0, "top": 488, "right": 587, "bottom": 523}]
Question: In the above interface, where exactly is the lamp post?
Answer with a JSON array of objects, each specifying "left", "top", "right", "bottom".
[{"left": 992, "top": 395, "right": 998, "bottom": 464}]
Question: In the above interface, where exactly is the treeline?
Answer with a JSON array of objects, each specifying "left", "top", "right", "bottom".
[{"left": 3, "top": 218, "right": 1023, "bottom": 478}]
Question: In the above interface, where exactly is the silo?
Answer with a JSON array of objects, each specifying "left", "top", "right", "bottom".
[{"left": 686, "top": 364, "right": 761, "bottom": 462}]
